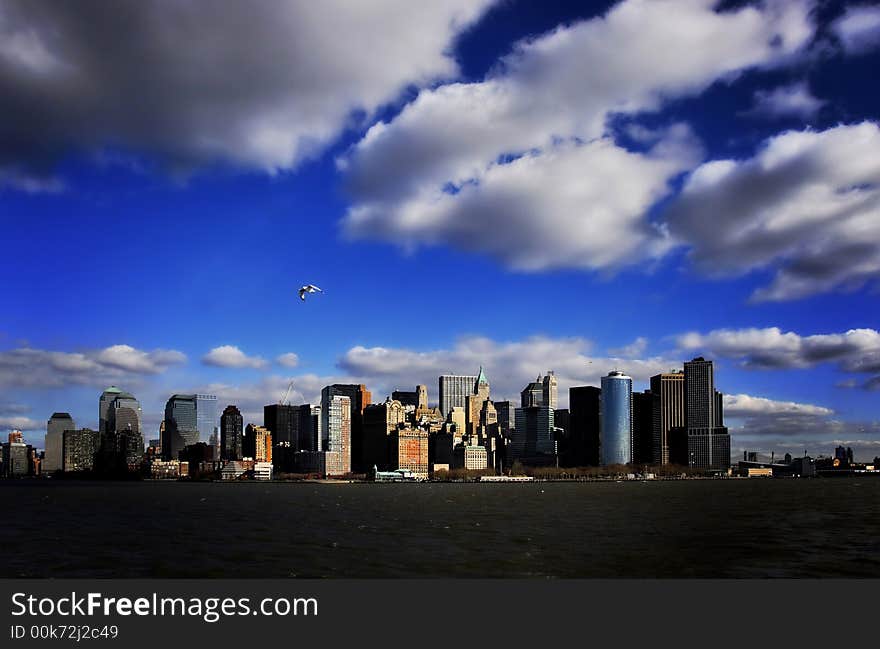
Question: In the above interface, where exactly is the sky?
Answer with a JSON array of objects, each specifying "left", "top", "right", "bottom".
[{"left": 1, "top": 0, "right": 879, "bottom": 461}]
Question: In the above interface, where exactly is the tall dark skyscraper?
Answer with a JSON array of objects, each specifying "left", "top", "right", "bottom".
[
  {"left": 568, "top": 386, "right": 601, "bottom": 466},
  {"left": 650, "top": 371, "right": 685, "bottom": 465},
  {"left": 163, "top": 394, "right": 199, "bottom": 460},
  {"left": 683, "top": 357, "right": 730, "bottom": 470},
  {"left": 99, "top": 386, "right": 123, "bottom": 435},
  {"left": 221, "top": 405, "right": 244, "bottom": 461},
  {"left": 264, "top": 404, "right": 298, "bottom": 447},
  {"left": 632, "top": 390, "right": 654, "bottom": 465}
]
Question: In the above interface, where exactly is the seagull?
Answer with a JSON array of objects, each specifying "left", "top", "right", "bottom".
[{"left": 298, "top": 284, "right": 323, "bottom": 301}]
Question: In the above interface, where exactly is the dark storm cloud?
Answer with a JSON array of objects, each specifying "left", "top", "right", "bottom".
[{"left": 0, "top": 0, "right": 494, "bottom": 189}]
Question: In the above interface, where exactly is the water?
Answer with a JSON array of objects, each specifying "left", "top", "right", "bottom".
[{"left": 4, "top": 479, "right": 879, "bottom": 578}]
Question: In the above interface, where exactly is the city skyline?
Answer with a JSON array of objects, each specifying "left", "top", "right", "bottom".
[
  {"left": 2, "top": 354, "right": 874, "bottom": 465},
  {"left": 2, "top": 0, "right": 879, "bottom": 463}
]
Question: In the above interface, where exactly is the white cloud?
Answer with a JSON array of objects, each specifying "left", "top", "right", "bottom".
[
  {"left": 608, "top": 337, "right": 649, "bottom": 359},
  {"left": 0, "top": 415, "right": 41, "bottom": 432},
  {"left": 202, "top": 345, "right": 268, "bottom": 370},
  {"left": 338, "top": 334, "right": 682, "bottom": 405},
  {"left": 97, "top": 345, "right": 186, "bottom": 374},
  {"left": 723, "top": 393, "right": 847, "bottom": 442},
  {"left": 341, "top": 0, "right": 813, "bottom": 272},
  {"left": 724, "top": 393, "right": 833, "bottom": 418},
  {"left": 276, "top": 353, "right": 300, "bottom": 368},
  {"left": 744, "top": 81, "right": 825, "bottom": 120},
  {"left": 0, "top": 0, "right": 495, "bottom": 187},
  {"left": 666, "top": 122, "right": 880, "bottom": 301},
  {"left": 832, "top": 4, "right": 880, "bottom": 55},
  {"left": 0, "top": 345, "right": 186, "bottom": 388},
  {"left": 677, "top": 326, "right": 880, "bottom": 390}
]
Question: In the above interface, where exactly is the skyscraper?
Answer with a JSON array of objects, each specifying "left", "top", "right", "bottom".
[
  {"left": 542, "top": 372, "right": 558, "bottom": 410},
  {"left": 600, "top": 371, "right": 632, "bottom": 466},
  {"left": 650, "top": 371, "right": 685, "bottom": 465},
  {"left": 263, "top": 404, "right": 298, "bottom": 446},
  {"left": 512, "top": 405, "right": 555, "bottom": 462},
  {"left": 44, "top": 412, "right": 75, "bottom": 473},
  {"left": 243, "top": 424, "right": 272, "bottom": 463},
  {"left": 568, "top": 386, "right": 601, "bottom": 466},
  {"left": 321, "top": 395, "right": 351, "bottom": 476},
  {"left": 632, "top": 390, "right": 654, "bottom": 465},
  {"left": 99, "top": 386, "right": 123, "bottom": 434},
  {"left": 683, "top": 357, "right": 730, "bottom": 470},
  {"left": 321, "top": 384, "right": 370, "bottom": 472},
  {"left": 466, "top": 367, "right": 491, "bottom": 436},
  {"left": 220, "top": 405, "right": 243, "bottom": 461},
  {"left": 439, "top": 374, "right": 477, "bottom": 418},
  {"left": 163, "top": 394, "right": 199, "bottom": 460},
  {"left": 195, "top": 394, "right": 218, "bottom": 443}
]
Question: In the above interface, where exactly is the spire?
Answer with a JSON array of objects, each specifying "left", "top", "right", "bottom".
[{"left": 476, "top": 365, "right": 488, "bottom": 385}]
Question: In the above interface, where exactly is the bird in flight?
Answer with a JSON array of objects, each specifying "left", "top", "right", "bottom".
[{"left": 298, "top": 284, "right": 323, "bottom": 301}]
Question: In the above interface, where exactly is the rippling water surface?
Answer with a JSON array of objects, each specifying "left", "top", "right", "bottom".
[{"left": 4, "top": 479, "right": 879, "bottom": 578}]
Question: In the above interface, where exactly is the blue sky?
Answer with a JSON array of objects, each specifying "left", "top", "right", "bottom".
[{"left": 1, "top": 0, "right": 879, "bottom": 460}]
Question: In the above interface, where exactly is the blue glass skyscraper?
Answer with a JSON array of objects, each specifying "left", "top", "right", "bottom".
[{"left": 600, "top": 371, "right": 632, "bottom": 466}]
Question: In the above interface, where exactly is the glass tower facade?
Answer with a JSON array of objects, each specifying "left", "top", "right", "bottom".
[
  {"left": 163, "top": 394, "right": 199, "bottom": 459},
  {"left": 600, "top": 371, "right": 633, "bottom": 466},
  {"left": 196, "top": 394, "right": 218, "bottom": 443}
]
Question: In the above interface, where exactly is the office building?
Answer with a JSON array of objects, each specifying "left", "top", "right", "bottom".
[
  {"left": 391, "top": 390, "right": 418, "bottom": 407},
  {"left": 601, "top": 371, "right": 632, "bottom": 466},
  {"left": 162, "top": 394, "right": 199, "bottom": 460},
  {"left": 1, "top": 434, "right": 28, "bottom": 477},
  {"left": 512, "top": 405, "right": 555, "bottom": 463},
  {"left": 568, "top": 386, "right": 601, "bottom": 466},
  {"left": 683, "top": 357, "right": 730, "bottom": 470},
  {"left": 632, "top": 390, "right": 654, "bottom": 465},
  {"left": 196, "top": 394, "right": 218, "bottom": 444},
  {"left": 44, "top": 412, "right": 75, "bottom": 473},
  {"left": 439, "top": 374, "right": 477, "bottom": 418},
  {"left": 362, "top": 398, "right": 407, "bottom": 471},
  {"left": 62, "top": 428, "right": 100, "bottom": 472},
  {"left": 389, "top": 427, "right": 429, "bottom": 479},
  {"left": 321, "top": 394, "right": 351, "bottom": 476},
  {"left": 220, "top": 405, "right": 244, "bottom": 461},
  {"left": 321, "top": 384, "right": 370, "bottom": 472},
  {"left": 243, "top": 424, "right": 272, "bottom": 463},
  {"left": 650, "top": 371, "right": 685, "bottom": 465}
]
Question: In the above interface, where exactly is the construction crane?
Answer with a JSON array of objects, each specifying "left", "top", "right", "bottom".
[{"left": 279, "top": 380, "right": 294, "bottom": 405}]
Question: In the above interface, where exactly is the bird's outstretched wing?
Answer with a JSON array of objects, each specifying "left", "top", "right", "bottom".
[
  {"left": 298, "top": 288, "right": 307, "bottom": 300},
  {"left": 307, "top": 284, "right": 323, "bottom": 292}
]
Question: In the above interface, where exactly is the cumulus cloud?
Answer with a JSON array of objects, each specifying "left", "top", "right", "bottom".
[
  {"left": 341, "top": 0, "right": 813, "bottom": 272},
  {"left": 0, "top": 0, "right": 494, "bottom": 187},
  {"left": 608, "top": 337, "right": 649, "bottom": 358},
  {"left": 832, "top": 4, "right": 880, "bottom": 54},
  {"left": 0, "top": 345, "right": 186, "bottom": 388},
  {"left": 202, "top": 345, "right": 268, "bottom": 370},
  {"left": 0, "top": 415, "right": 41, "bottom": 432},
  {"left": 743, "top": 81, "right": 825, "bottom": 120},
  {"left": 338, "top": 335, "right": 682, "bottom": 405},
  {"left": 666, "top": 122, "right": 880, "bottom": 301},
  {"left": 276, "top": 353, "right": 300, "bottom": 369},
  {"left": 724, "top": 393, "right": 833, "bottom": 418}
]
